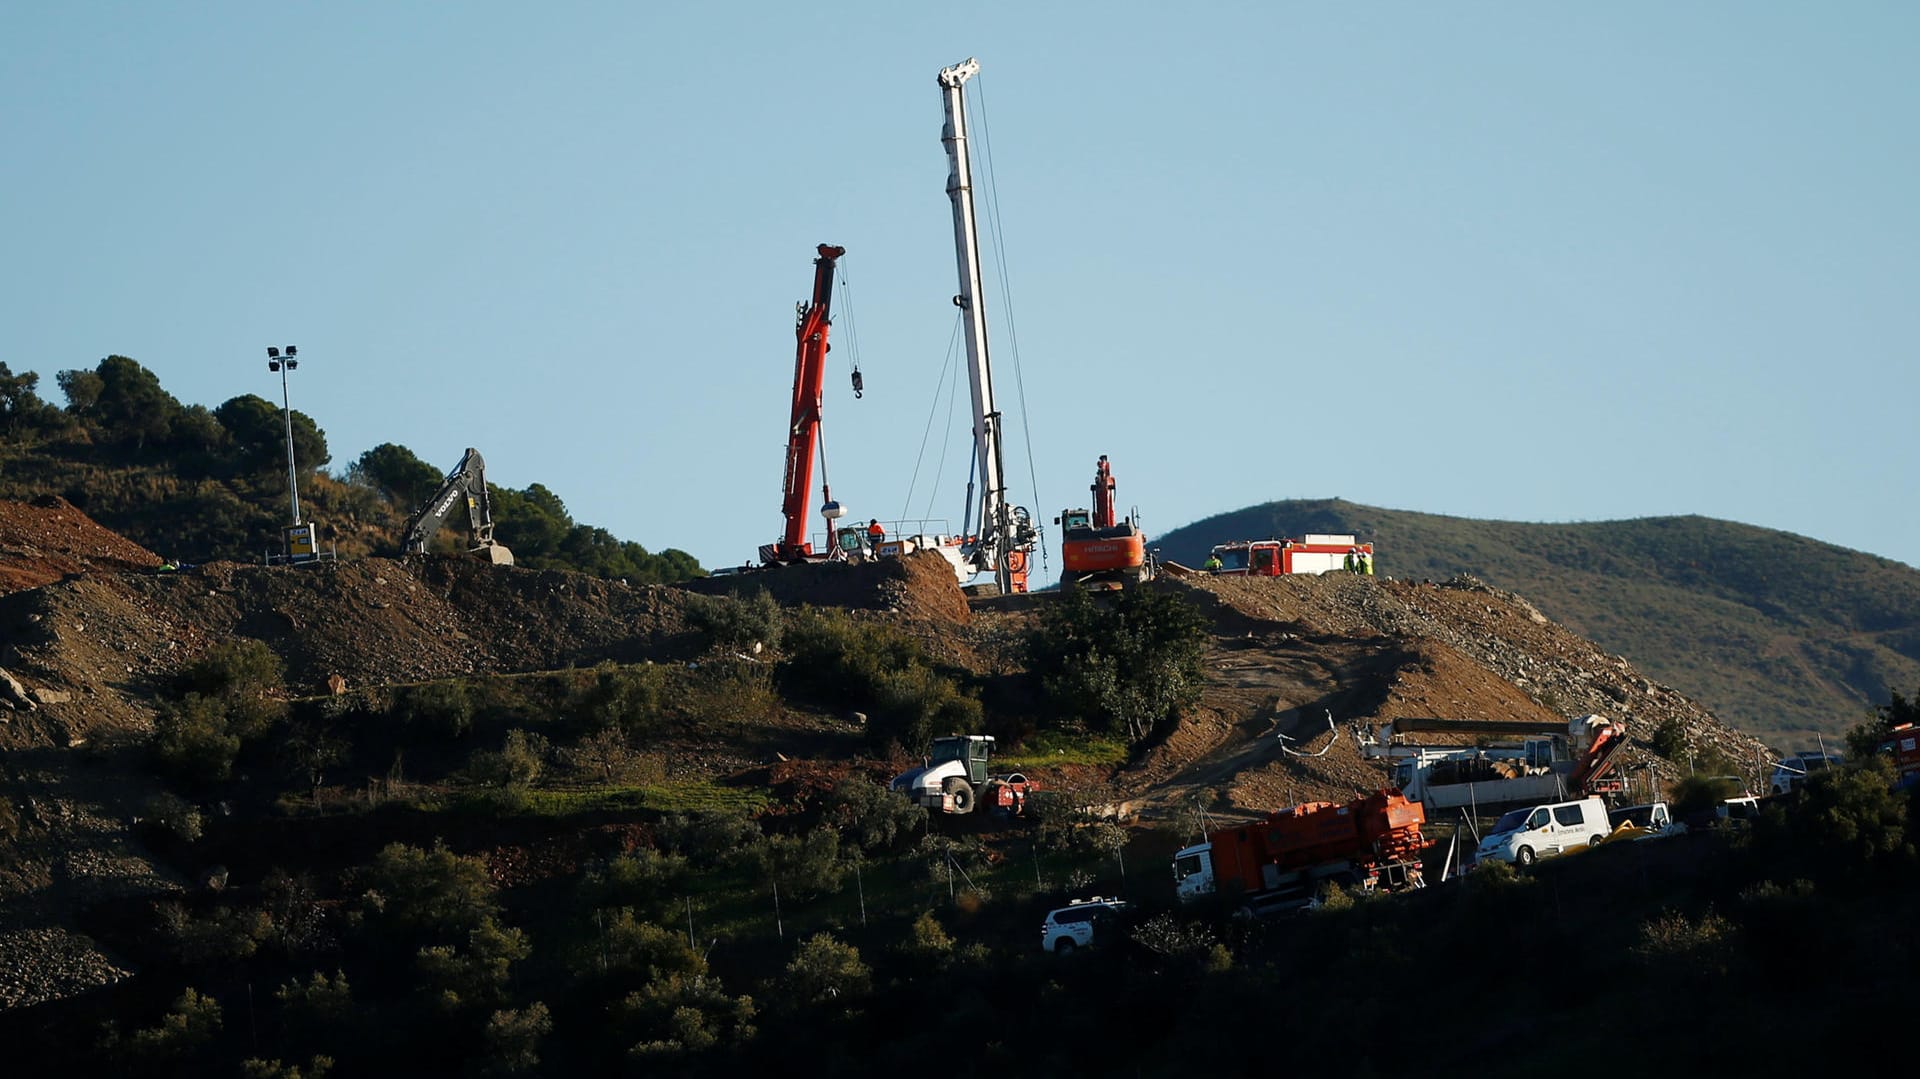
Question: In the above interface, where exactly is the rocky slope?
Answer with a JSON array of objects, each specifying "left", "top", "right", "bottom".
[{"left": 0, "top": 497, "right": 1771, "bottom": 1011}]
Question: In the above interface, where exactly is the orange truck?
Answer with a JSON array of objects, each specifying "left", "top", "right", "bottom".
[{"left": 1172, "top": 789, "right": 1430, "bottom": 916}]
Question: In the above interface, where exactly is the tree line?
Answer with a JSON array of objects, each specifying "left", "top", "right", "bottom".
[{"left": 0, "top": 355, "right": 701, "bottom": 580}]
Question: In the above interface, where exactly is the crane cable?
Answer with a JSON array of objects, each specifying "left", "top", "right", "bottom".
[
  {"left": 812, "top": 259, "right": 866, "bottom": 538},
  {"left": 971, "top": 75, "right": 1049, "bottom": 578},
  {"left": 836, "top": 259, "right": 866, "bottom": 398},
  {"left": 900, "top": 315, "right": 965, "bottom": 527}
]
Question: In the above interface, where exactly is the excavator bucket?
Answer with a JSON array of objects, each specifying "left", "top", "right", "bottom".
[{"left": 475, "top": 544, "right": 515, "bottom": 566}]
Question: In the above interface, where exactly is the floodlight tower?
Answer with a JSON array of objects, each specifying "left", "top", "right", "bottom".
[{"left": 266, "top": 346, "right": 301, "bottom": 525}]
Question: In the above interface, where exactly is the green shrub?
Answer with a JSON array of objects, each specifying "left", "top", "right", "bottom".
[
  {"left": 359, "top": 842, "right": 500, "bottom": 942},
  {"left": 1027, "top": 587, "right": 1208, "bottom": 744},
  {"left": 1631, "top": 907, "right": 1738, "bottom": 980},
  {"left": 274, "top": 970, "right": 352, "bottom": 1035},
  {"left": 600, "top": 912, "right": 706, "bottom": 979},
  {"left": 570, "top": 662, "right": 669, "bottom": 737},
  {"left": 241, "top": 1055, "right": 334, "bottom": 1079},
  {"left": 750, "top": 828, "right": 844, "bottom": 899},
  {"left": 1671, "top": 772, "right": 1747, "bottom": 818},
  {"left": 399, "top": 681, "right": 475, "bottom": 740},
  {"left": 125, "top": 987, "right": 223, "bottom": 1063},
  {"left": 824, "top": 776, "right": 926, "bottom": 852},
  {"left": 688, "top": 589, "right": 783, "bottom": 652},
  {"left": 1649, "top": 718, "right": 1687, "bottom": 760},
  {"left": 903, "top": 911, "right": 954, "bottom": 960},
  {"left": 582, "top": 848, "right": 691, "bottom": 919},
  {"left": 1763, "top": 756, "right": 1914, "bottom": 875},
  {"left": 618, "top": 973, "right": 757, "bottom": 1057},
  {"left": 683, "top": 658, "right": 781, "bottom": 728},
  {"left": 156, "top": 901, "right": 271, "bottom": 965},
  {"left": 151, "top": 693, "right": 245, "bottom": 784},
  {"left": 178, "top": 638, "right": 283, "bottom": 695},
  {"left": 783, "top": 933, "right": 870, "bottom": 1002},
  {"left": 415, "top": 919, "right": 529, "bottom": 1013},
  {"left": 479, "top": 1002, "right": 552, "bottom": 1077},
  {"left": 464, "top": 729, "right": 550, "bottom": 788},
  {"left": 656, "top": 808, "right": 762, "bottom": 868},
  {"left": 141, "top": 791, "right": 204, "bottom": 842}
]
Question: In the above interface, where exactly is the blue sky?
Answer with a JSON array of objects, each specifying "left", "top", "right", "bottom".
[{"left": 5, "top": 3, "right": 1916, "bottom": 578}]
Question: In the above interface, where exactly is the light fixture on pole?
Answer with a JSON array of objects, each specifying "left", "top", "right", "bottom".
[{"left": 266, "top": 345, "right": 301, "bottom": 526}]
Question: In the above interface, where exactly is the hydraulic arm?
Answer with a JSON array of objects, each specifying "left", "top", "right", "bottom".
[{"left": 402, "top": 448, "right": 513, "bottom": 565}]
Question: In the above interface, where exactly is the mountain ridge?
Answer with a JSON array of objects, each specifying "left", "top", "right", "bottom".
[{"left": 1153, "top": 498, "right": 1920, "bottom": 748}]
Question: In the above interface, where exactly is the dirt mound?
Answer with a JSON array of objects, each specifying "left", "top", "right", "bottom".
[
  {"left": 0, "top": 496, "right": 160, "bottom": 595},
  {"left": 682, "top": 551, "right": 970, "bottom": 624},
  {"left": 0, "top": 556, "right": 707, "bottom": 750},
  {"left": 1116, "top": 572, "right": 1768, "bottom": 820}
]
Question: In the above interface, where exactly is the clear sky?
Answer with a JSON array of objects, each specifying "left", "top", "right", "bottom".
[{"left": 6, "top": 3, "right": 1916, "bottom": 579}]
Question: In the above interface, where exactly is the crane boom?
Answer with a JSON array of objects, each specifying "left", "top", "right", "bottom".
[
  {"left": 939, "top": 57, "right": 1035, "bottom": 593},
  {"left": 773, "top": 243, "right": 846, "bottom": 561}
]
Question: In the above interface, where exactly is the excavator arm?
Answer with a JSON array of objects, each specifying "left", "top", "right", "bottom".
[{"left": 402, "top": 448, "right": 514, "bottom": 565}]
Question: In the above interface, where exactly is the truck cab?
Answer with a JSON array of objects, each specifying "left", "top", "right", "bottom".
[{"left": 1172, "top": 843, "right": 1216, "bottom": 904}]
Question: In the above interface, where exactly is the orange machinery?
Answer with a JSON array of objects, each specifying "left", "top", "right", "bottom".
[{"left": 1057, "top": 455, "right": 1150, "bottom": 588}]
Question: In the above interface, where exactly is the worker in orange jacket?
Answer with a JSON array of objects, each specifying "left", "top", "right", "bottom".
[{"left": 867, "top": 519, "right": 885, "bottom": 551}]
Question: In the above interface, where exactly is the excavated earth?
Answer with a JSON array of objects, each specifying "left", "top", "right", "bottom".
[{"left": 0, "top": 498, "right": 1770, "bottom": 1010}]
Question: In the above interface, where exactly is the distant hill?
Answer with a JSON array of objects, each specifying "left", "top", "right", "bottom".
[{"left": 1154, "top": 499, "right": 1920, "bottom": 749}]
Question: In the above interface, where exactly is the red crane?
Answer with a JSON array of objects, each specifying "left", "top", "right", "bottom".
[{"left": 772, "top": 244, "right": 846, "bottom": 562}]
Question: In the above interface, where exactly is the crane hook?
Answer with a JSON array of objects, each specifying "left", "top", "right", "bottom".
[{"left": 850, "top": 367, "right": 864, "bottom": 399}]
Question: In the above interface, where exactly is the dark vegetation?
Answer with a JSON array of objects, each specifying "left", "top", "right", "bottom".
[
  {"left": 9, "top": 678, "right": 1915, "bottom": 1074},
  {"left": 1159, "top": 497, "right": 1920, "bottom": 747},
  {"left": 0, "top": 356, "right": 700, "bottom": 581},
  {"left": 0, "top": 588, "right": 1222, "bottom": 1073},
  {"left": 1029, "top": 587, "right": 1209, "bottom": 744}
]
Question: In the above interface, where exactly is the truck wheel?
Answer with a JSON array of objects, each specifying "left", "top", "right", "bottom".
[
  {"left": 1515, "top": 846, "right": 1536, "bottom": 867},
  {"left": 944, "top": 778, "right": 975, "bottom": 814},
  {"left": 1589, "top": 834, "right": 1605, "bottom": 848},
  {"left": 1054, "top": 938, "right": 1076, "bottom": 955}
]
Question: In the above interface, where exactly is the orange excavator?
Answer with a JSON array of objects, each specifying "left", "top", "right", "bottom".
[{"left": 1056, "top": 455, "right": 1150, "bottom": 589}]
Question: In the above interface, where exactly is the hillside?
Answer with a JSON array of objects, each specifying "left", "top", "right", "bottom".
[
  {"left": 1155, "top": 499, "right": 1920, "bottom": 749},
  {"left": 0, "top": 495, "right": 1777, "bottom": 1030}
]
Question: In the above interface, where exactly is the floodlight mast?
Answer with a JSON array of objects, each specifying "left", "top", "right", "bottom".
[
  {"left": 938, "top": 57, "right": 1032, "bottom": 593},
  {"left": 267, "top": 345, "right": 302, "bottom": 525}
]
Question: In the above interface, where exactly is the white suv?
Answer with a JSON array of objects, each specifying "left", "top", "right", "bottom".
[
  {"left": 1770, "top": 752, "right": 1842, "bottom": 796},
  {"left": 1039, "top": 897, "right": 1129, "bottom": 955}
]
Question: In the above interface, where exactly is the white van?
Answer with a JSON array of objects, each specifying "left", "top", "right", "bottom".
[{"left": 1476, "top": 797, "right": 1611, "bottom": 867}]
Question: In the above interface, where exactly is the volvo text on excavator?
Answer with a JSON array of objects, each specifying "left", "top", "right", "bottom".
[
  {"left": 402, "top": 448, "right": 514, "bottom": 565},
  {"left": 1056, "top": 455, "right": 1150, "bottom": 589}
]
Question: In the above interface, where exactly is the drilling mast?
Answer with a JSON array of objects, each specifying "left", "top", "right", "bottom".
[{"left": 938, "top": 57, "right": 1036, "bottom": 593}]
